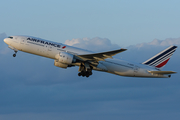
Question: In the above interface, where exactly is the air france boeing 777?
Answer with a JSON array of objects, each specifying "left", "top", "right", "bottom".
[{"left": 4, "top": 36, "right": 177, "bottom": 78}]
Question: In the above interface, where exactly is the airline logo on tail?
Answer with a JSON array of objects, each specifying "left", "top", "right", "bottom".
[{"left": 143, "top": 46, "right": 177, "bottom": 68}]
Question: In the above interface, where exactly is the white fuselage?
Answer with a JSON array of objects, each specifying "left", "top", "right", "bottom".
[{"left": 4, "top": 36, "right": 169, "bottom": 78}]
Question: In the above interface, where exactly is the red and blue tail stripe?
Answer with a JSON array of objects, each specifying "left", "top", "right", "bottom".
[{"left": 143, "top": 46, "right": 177, "bottom": 68}]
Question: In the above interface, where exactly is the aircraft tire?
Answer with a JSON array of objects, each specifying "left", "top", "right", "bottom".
[
  {"left": 13, "top": 54, "right": 16, "bottom": 57},
  {"left": 78, "top": 73, "right": 82, "bottom": 76},
  {"left": 89, "top": 71, "right": 92, "bottom": 75}
]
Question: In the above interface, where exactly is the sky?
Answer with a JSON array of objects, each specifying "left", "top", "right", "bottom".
[
  {"left": 1, "top": 34, "right": 180, "bottom": 120},
  {"left": 1, "top": 0, "right": 180, "bottom": 47},
  {"left": 1, "top": 0, "right": 180, "bottom": 120}
]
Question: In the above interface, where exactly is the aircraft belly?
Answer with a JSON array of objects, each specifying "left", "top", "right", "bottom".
[{"left": 102, "top": 61, "right": 134, "bottom": 76}]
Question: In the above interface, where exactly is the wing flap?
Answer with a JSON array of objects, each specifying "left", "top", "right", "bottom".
[
  {"left": 77, "top": 48, "right": 127, "bottom": 61},
  {"left": 148, "top": 71, "right": 176, "bottom": 74}
]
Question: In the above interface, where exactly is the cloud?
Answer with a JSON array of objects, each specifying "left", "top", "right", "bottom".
[
  {"left": 1, "top": 33, "right": 180, "bottom": 120},
  {"left": 132, "top": 37, "right": 180, "bottom": 49},
  {"left": 65, "top": 37, "right": 120, "bottom": 52}
]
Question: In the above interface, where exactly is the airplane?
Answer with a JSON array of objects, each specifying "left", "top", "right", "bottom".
[{"left": 4, "top": 35, "right": 177, "bottom": 78}]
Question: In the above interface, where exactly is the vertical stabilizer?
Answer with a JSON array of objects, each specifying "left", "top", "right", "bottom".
[{"left": 142, "top": 46, "right": 177, "bottom": 69}]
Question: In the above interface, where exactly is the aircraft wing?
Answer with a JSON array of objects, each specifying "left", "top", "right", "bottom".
[{"left": 76, "top": 48, "right": 127, "bottom": 61}]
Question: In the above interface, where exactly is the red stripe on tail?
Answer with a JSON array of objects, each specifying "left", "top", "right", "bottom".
[
  {"left": 62, "top": 46, "right": 66, "bottom": 49},
  {"left": 155, "top": 58, "right": 170, "bottom": 68}
]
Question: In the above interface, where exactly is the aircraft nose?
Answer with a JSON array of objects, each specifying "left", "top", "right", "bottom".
[
  {"left": 4, "top": 38, "right": 10, "bottom": 45},
  {"left": 4, "top": 38, "right": 7, "bottom": 44}
]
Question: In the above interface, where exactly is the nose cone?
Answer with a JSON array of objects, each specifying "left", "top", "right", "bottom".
[
  {"left": 4, "top": 38, "right": 7, "bottom": 44},
  {"left": 4, "top": 38, "right": 9, "bottom": 45}
]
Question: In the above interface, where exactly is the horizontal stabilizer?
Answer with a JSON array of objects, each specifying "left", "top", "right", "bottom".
[
  {"left": 148, "top": 71, "right": 176, "bottom": 74},
  {"left": 77, "top": 48, "right": 127, "bottom": 61}
]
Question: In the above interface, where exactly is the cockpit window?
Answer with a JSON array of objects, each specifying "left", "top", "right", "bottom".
[{"left": 8, "top": 36, "right": 13, "bottom": 39}]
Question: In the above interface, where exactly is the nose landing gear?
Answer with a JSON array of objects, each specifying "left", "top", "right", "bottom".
[
  {"left": 13, "top": 54, "right": 16, "bottom": 57},
  {"left": 13, "top": 51, "right": 17, "bottom": 57},
  {"left": 8, "top": 46, "right": 18, "bottom": 57}
]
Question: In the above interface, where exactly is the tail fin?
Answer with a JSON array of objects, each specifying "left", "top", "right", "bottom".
[{"left": 142, "top": 46, "right": 177, "bottom": 69}]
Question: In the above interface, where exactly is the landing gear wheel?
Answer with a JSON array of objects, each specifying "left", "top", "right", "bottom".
[
  {"left": 78, "top": 63, "right": 93, "bottom": 77},
  {"left": 81, "top": 71, "right": 85, "bottom": 77},
  {"left": 78, "top": 71, "right": 92, "bottom": 77},
  {"left": 13, "top": 54, "right": 16, "bottom": 57},
  {"left": 78, "top": 72, "right": 82, "bottom": 76},
  {"left": 89, "top": 71, "right": 92, "bottom": 75}
]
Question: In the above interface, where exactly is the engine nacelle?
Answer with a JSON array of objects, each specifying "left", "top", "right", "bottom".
[
  {"left": 54, "top": 60, "right": 68, "bottom": 69},
  {"left": 58, "top": 52, "right": 75, "bottom": 64},
  {"left": 54, "top": 52, "right": 76, "bottom": 69}
]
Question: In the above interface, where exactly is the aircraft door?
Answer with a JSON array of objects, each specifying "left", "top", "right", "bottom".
[
  {"left": 47, "top": 45, "right": 52, "bottom": 54},
  {"left": 20, "top": 38, "right": 25, "bottom": 44},
  {"left": 48, "top": 46, "right": 52, "bottom": 52},
  {"left": 19, "top": 38, "right": 26, "bottom": 50},
  {"left": 47, "top": 45, "right": 55, "bottom": 58}
]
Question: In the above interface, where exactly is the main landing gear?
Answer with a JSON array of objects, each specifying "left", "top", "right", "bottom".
[
  {"left": 78, "top": 63, "right": 93, "bottom": 78},
  {"left": 78, "top": 70, "right": 92, "bottom": 78}
]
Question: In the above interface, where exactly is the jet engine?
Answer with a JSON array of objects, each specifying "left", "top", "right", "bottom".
[
  {"left": 54, "top": 52, "right": 76, "bottom": 69},
  {"left": 54, "top": 60, "right": 68, "bottom": 68}
]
